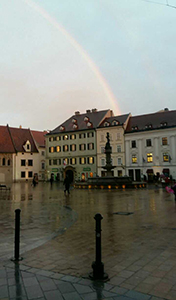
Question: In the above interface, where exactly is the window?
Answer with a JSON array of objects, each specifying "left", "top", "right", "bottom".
[
  {"left": 112, "top": 120, "right": 119, "bottom": 126},
  {"left": 2, "top": 158, "right": 5, "bottom": 166},
  {"left": 79, "top": 157, "right": 86, "bottom": 164},
  {"left": 28, "top": 160, "right": 33, "bottom": 166},
  {"left": 163, "top": 153, "right": 169, "bottom": 162},
  {"left": 88, "top": 143, "right": 94, "bottom": 150},
  {"left": 42, "top": 151, "right": 45, "bottom": 156},
  {"left": 87, "top": 132, "right": 94, "bottom": 138},
  {"left": 87, "top": 122, "right": 92, "bottom": 127},
  {"left": 70, "top": 134, "right": 76, "bottom": 140},
  {"left": 41, "top": 162, "right": 45, "bottom": 169},
  {"left": 70, "top": 144, "right": 76, "bottom": 151},
  {"left": 117, "top": 157, "right": 122, "bottom": 165},
  {"left": 73, "top": 124, "right": 78, "bottom": 129},
  {"left": 7, "top": 159, "right": 10, "bottom": 166},
  {"left": 147, "top": 153, "right": 153, "bottom": 162},
  {"left": 49, "top": 146, "right": 54, "bottom": 153},
  {"left": 88, "top": 157, "right": 94, "bottom": 164},
  {"left": 117, "top": 145, "right": 121, "bottom": 153},
  {"left": 79, "top": 133, "right": 86, "bottom": 138},
  {"left": 84, "top": 116, "right": 89, "bottom": 122},
  {"left": 63, "top": 135, "right": 69, "bottom": 140},
  {"left": 131, "top": 140, "right": 136, "bottom": 148},
  {"left": 63, "top": 158, "right": 69, "bottom": 165},
  {"left": 49, "top": 160, "right": 52, "bottom": 166},
  {"left": 160, "top": 122, "right": 167, "bottom": 127},
  {"left": 132, "top": 155, "right": 137, "bottom": 163},
  {"left": 58, "top": 159, "right": 61, "bottom": 165},
  {"left": 56, "top": 136, "right": 61, "bottom": 141},
  {"left": 21, "top": 160, "right": 26, "bottom": 166},
  {"left": 79, "top": 144, "right": 86, "bottom": 151},
  {"left": 56, "top": 146, "right": 61, "bottom": 152},
  {"left": 104, "top": 122, "right": 110, "bottom": 127},
  {"left": 146, "top": 139, "right": 152, "bottom": 147},
  {"left": 116, "top": 133, "right": 121, "bottom": 140},
  {"left": 162, "top": 137, "right": 168, "bottom": 145},
  {"left": 21, "top": 171, "right": 25, "bottom": 178},
  {"left": 28, "top": 171, "right": 33, "bottom": 178},
  {"left": 49, "top": 137, "right": 53, "bottom": 142},
  {"left": 101, "top": 147, "right": 105, "bottom": 153},
  {"left": 70, "top": 158, "right": 77, "bottom": 165},
  {"left": 53, "top": 159, "right": 57, "bottom": 165},
  {"left": 118, "top": 170, "right": 122, "bottom": 177},
  {"left": 60, "top": 126, "right": 65, "bottom": 131},
  {"left": 63, "top": 145, "right": 68, "bottom": 152},
  {"left": 101, "top": 158, "right": 105, "bottom": 166},
  {"left": 27, "top": 144, "right": 30, "bottom": 150}
]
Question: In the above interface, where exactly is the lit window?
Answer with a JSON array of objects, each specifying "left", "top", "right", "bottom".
[
  {"left": 63, "top": 135, "right": 69, "bottom": 140},
  {"left": 70, "top": 134, "right": 76, "bottom": 140},
  {"left": 117, "top": 145, "right": 121, "bottom": 153},
  {"left": 71, "top": 158, "right": 76, "bottom": 165},
  {"left": 117, "top": 158, "right": 122, "bottom": 165},
  {"left": 70, "top": 144, "right": 76, "bottom": 151},
  {"left": 146, "top": 139, "right": 152, "bottom": 147},
  {"left": 88, "top": 157, "right": 94, "bottom": 164},
  {"left": 63, "top": 145, "right": 68, "bottom": 152},
  {"left": 101, "top": 158, "right": 105, "bottom": 166},
  {"left": 63, "top": 158, "right": 68, "bottom": 165},
  {"left": 147, "top": 153, "right": 153, "bottom": 162},
  {"left": 90, "top": 172, "right": 93, "bottom": 177},
  {"left": 56, "top": 146, "right": 61, "bottom": 152},
  {"left": 163, "top": 153, "right": 169, "bottom": 162},
  {"left": 56, "top": 136, "right": 61, "bottom": 141},
  {"left": 49, "top": 137, "right": 53, "bottom": 142},
  {"left": 88, "top": 143, "right": 94, "bottom": 150},
  {"left": 162, "top": 137, "right": 168, "bottom": 145},
  {"left": 132, "top": 155, "right": 137, "bottom": 163},
  {"left": 79, "top": 157, "right": 86, "bottom": 164},
  {"left": 51, "top": 147, "right": 54, "bottom": 153}
]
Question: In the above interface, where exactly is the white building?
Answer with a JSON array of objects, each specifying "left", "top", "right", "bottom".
[{"left": 125, "top": 109, "right": 176, "bottom": 181}]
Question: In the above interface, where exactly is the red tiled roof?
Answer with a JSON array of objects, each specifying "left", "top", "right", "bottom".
[
  {"left": 9, "top": 127, "right": 38, "bottom": 153},
  {"left": 0, "top": 126, "right": 15, "bottom": 153},
  {"left": 31, "top": 130, "right": 47, "bottom": 147},
  {"left": 49, "top": 109, "right": 112, "bottom": 134},
  {"left": 126, "top": 110, "right": 176, "bottom": 133}
]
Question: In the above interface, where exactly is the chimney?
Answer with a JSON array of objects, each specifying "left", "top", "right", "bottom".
[
  {"left": 92, "top": 108, "right": 97, "bottom": 113},
  {"left": 19, "top": 125, "right": 22, "bottom": 128},
  {"left": 75, "top": 111, "right": 80, "bottom": 115},
  {"left": 86, "top": 109, "right": 91, "bottom": 113}
]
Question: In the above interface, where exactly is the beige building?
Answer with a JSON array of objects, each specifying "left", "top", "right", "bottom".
[
  {"left": 45, "top": 109, "right": 113, "bottom": 182},
  {"left": 96, "top": 114, "right": 131, "bottom": 177}
]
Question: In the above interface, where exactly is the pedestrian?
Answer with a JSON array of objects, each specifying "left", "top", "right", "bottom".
[
  {"left": 64, "top": 174, "right": 70, "bottom": 195},
  {"left": 50, "top": 173, "right": 54, "bottom": 186},
  {"left": 32, "top": 175, "right": 37, "bottom": 187}
]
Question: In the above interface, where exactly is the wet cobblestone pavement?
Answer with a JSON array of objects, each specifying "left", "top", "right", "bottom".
[{"left": 1, "top": 182, "right": 176, "bottom": 299}]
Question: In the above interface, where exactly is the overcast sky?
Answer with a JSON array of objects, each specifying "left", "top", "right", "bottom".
[{"left": 0, "top": 0, "right": 176, "bottom": 130}]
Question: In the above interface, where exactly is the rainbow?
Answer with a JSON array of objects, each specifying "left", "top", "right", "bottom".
[{"left": 22, "top": 0, "right": 121, "bottom": 115}]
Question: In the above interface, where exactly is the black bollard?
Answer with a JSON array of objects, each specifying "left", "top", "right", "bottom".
[
  {"left": 11, "top": 209, "right": 23, "bottom": 261},
  {"left": 89, "top": 213, "right": 108, "bottom": 280}
]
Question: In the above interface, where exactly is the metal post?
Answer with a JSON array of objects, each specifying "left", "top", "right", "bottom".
[
  {"left": 89, "top": 213, "right": 108, "bottom": 280},
  {"left": 11, "top": 209, "right": 23, "bottom": 261}
]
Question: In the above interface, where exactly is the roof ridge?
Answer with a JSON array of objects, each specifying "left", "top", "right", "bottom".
[{"left": 7, "top": 125, "right": 17, "bottom": 153}]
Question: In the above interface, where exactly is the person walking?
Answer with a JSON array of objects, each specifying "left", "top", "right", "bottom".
[{"left": 64, "top": 174, "right": 70, "bottom": 195}]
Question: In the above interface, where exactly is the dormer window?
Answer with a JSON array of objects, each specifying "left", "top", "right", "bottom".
[
  {"left": 112, "top": 120, "right": 119, "bottom": 126},
  {"left": 72, "top": 118, "right": 77, "bottom": 123},
  {"left": 84, "top": 116, "right": 89, "bottom": 122},
  {"left": 132, "top": 126, "right": 138, "bottom": 131},
  {"left": 104, "top": 122, "right": 110, "bottom": 127},
  {"left": 87, "top": 122, "right": 92, "bottom": 127},
  {"left": 23, "top": 140, "right": 31, "bottom": 152},
  {"left": 145, "top": 124, "right": 152, "bottom": 129},
  {"left": 160, "top": 122, "right": 167, "bottom": 127},
  {"left": 73, "top": 124, "right": 78, "bottom": 129},
  {"left": 60, "top": 126, "right": 65, "bottom": 131}
]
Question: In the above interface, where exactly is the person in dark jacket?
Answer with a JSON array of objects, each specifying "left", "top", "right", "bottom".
[{"left": 64, "top": 174, "right": 70, "bottom": 195}]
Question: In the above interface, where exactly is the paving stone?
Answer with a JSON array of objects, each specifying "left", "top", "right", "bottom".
[
  {"left": 25, "top": 285, "right": 44, "bottom": 299},
  {"left": 62, "top": 291, "right": 82, "bottom": 300},
  {"left": 126, "top": 290, "right": 151, "bottom": 300},
  {"left": 0, "top": 278, "right": 7, "bottom": 286},
  {"left": 9, "top": 285, "right": 26, "bottom": 298},
  {"left": 40, "top": 278, "right": 57, "bottom": 291},
  {"left": 73, "top": 283, "right": 93, "bottom": 294},
  {"left": 81, "top": 292, "right": 98, "bottom": 300},
  {"left": 23, "top": 276, "right": 39, "bottom": 287},
  {"left": 57, "top": 282, "right": 76, "bottom": 293},
  {"left": 110, "top": 286, "right": 128, "bottom": 294},
  {"left": 44, "top": 290, "right": 63, "bottom": 300},
  {"left": 0, "top": 285, "right": 8, "bottom": 298}
]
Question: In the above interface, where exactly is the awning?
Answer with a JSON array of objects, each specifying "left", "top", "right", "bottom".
[
  {"left": 146, "top": 169, "right": 153, "bottom": 173},
  {"left": 163, "top": 169, "right": 170, "bottom": 174}
]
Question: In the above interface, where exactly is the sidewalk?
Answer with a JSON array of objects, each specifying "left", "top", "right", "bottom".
[{"left": 0, "top": 261, "right": 165, "bottom": 300}]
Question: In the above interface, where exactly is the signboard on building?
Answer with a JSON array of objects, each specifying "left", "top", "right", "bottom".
[{"left": 83, "top": 167, "right": 91, "bottom": 171}]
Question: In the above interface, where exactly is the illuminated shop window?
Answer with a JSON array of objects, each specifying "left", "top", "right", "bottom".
[
  {"left": 163, "top": 153, "right": 169, "bottom": 162},
  {"left": 147, "top": 153, "right": 153, "bottom": 162},
  {"left": 162, "top": 137, "right": 168, "bottom": 145},
  {"left": 132, "top": 155, "right": 137, "bottom": 163},
  {"left": 56, "top": 146, "right": 61, "bottom": 152}
]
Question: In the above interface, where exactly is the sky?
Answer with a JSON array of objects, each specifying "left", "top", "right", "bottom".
[{"left": 0, "top": 0, "right": 176, "bottom": 130}]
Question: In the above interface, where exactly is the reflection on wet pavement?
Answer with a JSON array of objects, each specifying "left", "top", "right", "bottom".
[{"left": 0, "top": 182, "right": 77, "bottom": 259}]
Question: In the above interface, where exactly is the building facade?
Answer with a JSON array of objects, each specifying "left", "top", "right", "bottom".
[
  {"left": 125, "top": 109, "right": 176, "bottom": 181},
  {"left": 45, "top": 109, "right": 113, "bottom": 182},
  {"left": 96, "top": 114, "right": 131, "bottom": 177},
  {"left": 0, "top": 125, "right": 46, "bottom": 183}
]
